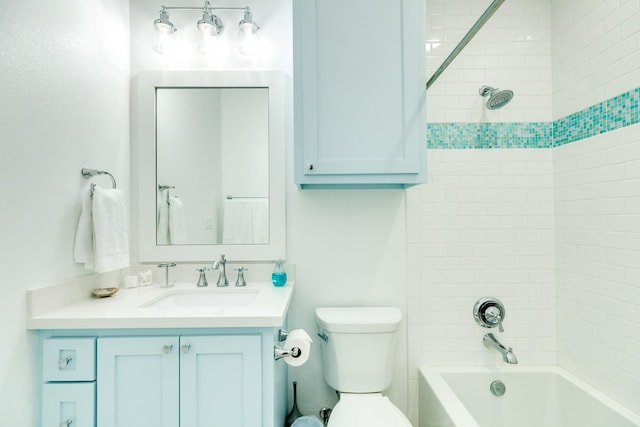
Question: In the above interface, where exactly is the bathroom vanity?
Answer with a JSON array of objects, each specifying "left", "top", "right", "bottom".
[{"left": 28, "top": 281, "right": 293, "bottom": 427}]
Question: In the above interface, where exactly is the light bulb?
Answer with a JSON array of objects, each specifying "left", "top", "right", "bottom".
[{"left": 238, "top": 22, "right": 259, "bottom": 56}]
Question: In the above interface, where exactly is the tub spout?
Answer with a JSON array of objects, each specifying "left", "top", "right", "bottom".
[{"left": 483, "top": 333, "right": 518, "bottom": 364}]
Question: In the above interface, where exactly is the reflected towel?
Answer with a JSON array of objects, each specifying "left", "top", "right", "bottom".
[
  {"left": 223, "top": 198, "right": 269, "bottom": 244},
  {"left": 168, "top": 196, "right": 186, "bottom": 244},
  {"left": 252, "top": 198, "right": 269, "bottom": 244},
  {"left": 73, "top": 185, "right": 95, "bottom": 270},
  {"left": 223, "top": 199, "right": 254, "bottom": 243},
  {"left": 157, "top": 190, "right": 170, "bottom": 245},
  {"left": 92, "top": 186, "right": 130, "bottom": 273}
]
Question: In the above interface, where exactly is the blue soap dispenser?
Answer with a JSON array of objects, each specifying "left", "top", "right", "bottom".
[{"left": 272, "top": 259, "right": 287, "bottom": 287}]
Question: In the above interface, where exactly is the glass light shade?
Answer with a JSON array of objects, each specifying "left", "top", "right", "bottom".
[
  {"left": 199, "top": 33, "right": 221, "bottom": 57},
  {"left": 152, "top": 31, "right": 176, "bottom": 55},
  {"left": 238, "top": 22, "right": 260, "bottom": 56}
]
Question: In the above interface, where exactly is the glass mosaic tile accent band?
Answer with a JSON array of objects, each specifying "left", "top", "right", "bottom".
[{"left": 427, "top": 87, "right": 640, "bottom": 149}]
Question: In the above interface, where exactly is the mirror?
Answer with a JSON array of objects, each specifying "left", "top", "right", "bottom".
[
  {"left": 134, "top": 71, "right": 286, "bottom": 262},
  {"left": 156, "top": 87, "right": 269, "bottom": 245}
]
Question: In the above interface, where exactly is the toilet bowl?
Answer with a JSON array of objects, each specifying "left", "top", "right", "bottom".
[
  {"left": 328, "top": 393, "right": 411, "bottom": 427},
  {"left": 315, "top": 307, "right": 411, "bottom": 427}
]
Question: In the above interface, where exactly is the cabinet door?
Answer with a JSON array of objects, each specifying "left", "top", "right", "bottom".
[
  {"left": 97, "top": 337, "right": 179, "bottom": 427},
  {"left": 180, "top": 335, "right": 262, "bottom": 427},
  {"left": 293, "top": 0, "right": 426, "bottom": 188}
]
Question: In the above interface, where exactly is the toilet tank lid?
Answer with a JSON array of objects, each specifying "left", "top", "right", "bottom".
[{"left": 315, "top": 307, "right": 402, "bottom": 333}]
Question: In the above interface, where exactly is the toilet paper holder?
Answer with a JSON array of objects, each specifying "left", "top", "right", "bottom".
[{"left": 274, "top": 345, "right": 301, "bottom": 361}]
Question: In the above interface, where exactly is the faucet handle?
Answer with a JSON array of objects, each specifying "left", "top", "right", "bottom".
[
  {"left": 234, "top": 267, "right": 248, "bottom": 287},
  {"left": 196, "top": 267, "right": 209, "bottom": 287}
]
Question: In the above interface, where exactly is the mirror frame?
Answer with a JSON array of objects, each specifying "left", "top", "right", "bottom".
[{"left": 133, "top": 71, "right": 286, "bottom": 262}]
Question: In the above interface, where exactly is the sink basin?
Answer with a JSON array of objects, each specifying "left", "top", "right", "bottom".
[{"left": 141, "top": 289, "right": 259, "bottom": 309}]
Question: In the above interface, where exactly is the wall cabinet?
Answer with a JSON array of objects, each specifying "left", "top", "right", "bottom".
[
  {"left": 293, "top": 0, "right": 427, "bottom": 189},
  {"left": 97, "top": 335, "right": 262, "bottom": 427}
]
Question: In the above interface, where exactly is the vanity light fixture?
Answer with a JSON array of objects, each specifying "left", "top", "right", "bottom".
[{"left": 152, "top": 1, "right": 260, "bottom": 56}]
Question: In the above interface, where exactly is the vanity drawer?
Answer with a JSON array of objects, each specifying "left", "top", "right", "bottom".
[
  {"left": 43, "top": 338, "right": 96, "bottom": 382},
  {"left": 42, "top": 382, "right": 95, "bottom": 427}
]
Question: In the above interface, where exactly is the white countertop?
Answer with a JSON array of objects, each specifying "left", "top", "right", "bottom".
[{"left": 27, "top": 282, "right": 293, "bottom": 330}]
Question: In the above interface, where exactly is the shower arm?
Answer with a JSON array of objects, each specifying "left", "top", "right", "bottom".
[{"left": 426, "top": 0, "right": 506, "bottom": 90}]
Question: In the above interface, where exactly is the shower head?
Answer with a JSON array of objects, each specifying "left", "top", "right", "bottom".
[{"left": 479, "top": 85, "right": 514, "bottom": 110}]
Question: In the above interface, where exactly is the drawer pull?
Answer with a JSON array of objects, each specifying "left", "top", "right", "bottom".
[
  {"left": 181, "top": 344, "right": 191, "bottom": 353},
  {"left": 162, "top": 345, "right": 173, "bottom": 354},
  {"left": 58, "top": 357, "right": 73, "bottom": 369},
  {"left": 59, "top": 419, "right": 72, "bottom": 427}
]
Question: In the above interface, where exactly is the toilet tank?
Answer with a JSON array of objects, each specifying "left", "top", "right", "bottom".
[{"left": 315, "top": 307, "right": 402, "bottom": 393}]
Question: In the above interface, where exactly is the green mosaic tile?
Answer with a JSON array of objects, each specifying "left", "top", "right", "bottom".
[{"left": 427, "top": 87, "right": 639, "bottom": 150}]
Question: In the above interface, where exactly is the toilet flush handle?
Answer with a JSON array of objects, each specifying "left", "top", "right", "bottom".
[{"left": 317, "top": 332, "right": 328, "bottom": 342}]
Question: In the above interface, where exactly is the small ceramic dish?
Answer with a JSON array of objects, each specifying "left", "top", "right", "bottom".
[{"left": 92, "top": 287, "right": 119, "bottom": 298}]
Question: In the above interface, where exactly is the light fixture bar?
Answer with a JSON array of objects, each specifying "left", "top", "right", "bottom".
[
  {"left": 160, "top": 5, "right": 249, "bottom": 12},
  {"left": 153, "top": 2, "right": 260, "bottom": 56}
]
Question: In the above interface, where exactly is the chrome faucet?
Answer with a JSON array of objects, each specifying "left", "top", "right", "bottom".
[
  {"left": 212, "top": 254, "right": 228, "bottom": 287},
  {"left": 483, "top": 333, "right": 518, "bottom": 364}
]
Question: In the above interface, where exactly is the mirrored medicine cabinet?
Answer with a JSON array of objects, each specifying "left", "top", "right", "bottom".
[{"left": 133, "top": 71, "right": 286, "bottom": 262}]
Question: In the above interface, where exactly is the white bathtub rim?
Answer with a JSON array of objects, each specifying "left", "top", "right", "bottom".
[{"left": 419, "top": 366, "right": 640, "bottom": 427}]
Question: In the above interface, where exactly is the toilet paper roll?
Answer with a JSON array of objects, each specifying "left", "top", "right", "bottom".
[{"left": 283, "top": 329, "right": 313, "bottom": 367}]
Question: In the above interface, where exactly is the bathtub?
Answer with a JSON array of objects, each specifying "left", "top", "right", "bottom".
[{"left": 419, "top": 366, "right": 640, "bottom": 427}]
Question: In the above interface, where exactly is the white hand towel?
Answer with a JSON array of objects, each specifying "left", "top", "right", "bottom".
[
  {"left": 73, "top": 185, "right": 95, "bottom": 270},
  {"left": 157, "top": 190, "right": 170, "bottom": 245},
  {"left": 168, "top": 196, "right": 186, "bottom": 244},
  {"left": 92, "top": 186, "right": 130, "bottom": 273}
]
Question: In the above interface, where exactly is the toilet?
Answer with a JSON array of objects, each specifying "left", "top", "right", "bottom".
[{"left": 315, "top": 307, "right": 412, "bottom": 427}]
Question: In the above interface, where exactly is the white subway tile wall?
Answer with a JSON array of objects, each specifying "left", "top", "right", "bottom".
[
  {"left": 406, "top": 149, "right": 557, "bottom": 423},
  {"left": 410, "top": 0, "right": 640, "bottom": 424},
  {"left": 554, "top": 123, "right": 640, "bottom": 411},
  {"left": 552, "top": 0, "right": 640, "bottom": 119},
  {"left": 426, "top": 0, "right": 553, "bottom": 123}
]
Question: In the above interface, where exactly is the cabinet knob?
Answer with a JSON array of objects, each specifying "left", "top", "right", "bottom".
[
  {"left": 181, "top": 344, "right": 191, "bottom": 353},
  {"left": 58, "top": 356, "right": 73, "bottom": 369},
  {"left": 162, "top": 344, "right": 173, "bottom": 354},
  {"left": 59, "top": 420, "right": 72, "bottom": 427},
  {"left": 307, "top": 163, "right": 315, "bottom": 171}
]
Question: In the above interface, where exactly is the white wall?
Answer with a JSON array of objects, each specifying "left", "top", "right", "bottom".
[
  {"left": 0, "top": 1, "right": 130, "bottom": 425},
  {"left": 551, "top": 0, "right": 640, "bottom": 411},
  {"left": 129, "top": 0, "right": 409, "bottom": 417}
]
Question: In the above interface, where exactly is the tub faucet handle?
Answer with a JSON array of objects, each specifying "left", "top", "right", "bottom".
[{"left": 485, "top": 305, "right": 504, "bottom": 332}]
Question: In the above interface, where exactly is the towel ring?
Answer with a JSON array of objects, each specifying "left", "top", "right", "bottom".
[{"left": 82, "top": 167, "right": 117, "bottom": 196}]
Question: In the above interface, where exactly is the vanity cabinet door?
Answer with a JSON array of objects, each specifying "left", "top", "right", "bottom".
[
  {"left": 293, "top": 0, "right": 426, "bottom": 189},
  {"left": 180, "top": 335, "right": 262, "bottom": 427},
  {"left": 97, "top": 337, "right": 179, "bottom": 427}
]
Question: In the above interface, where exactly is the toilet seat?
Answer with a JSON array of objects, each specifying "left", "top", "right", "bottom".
[{"left": 327, "top": 393, "right": 412, "bottom": 427}]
